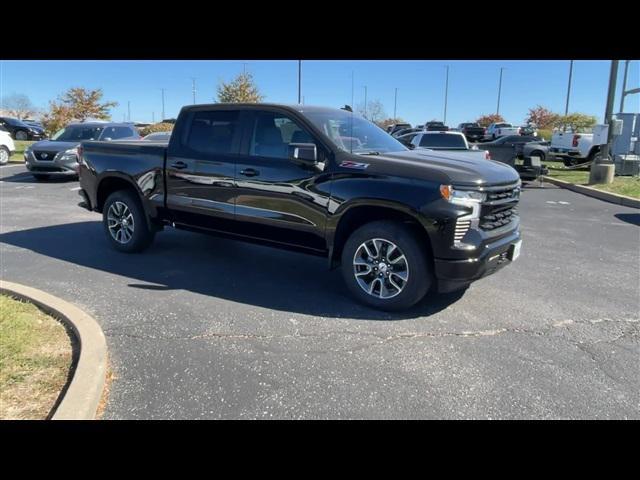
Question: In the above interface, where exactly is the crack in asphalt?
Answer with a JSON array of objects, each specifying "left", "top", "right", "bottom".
[{"left": 104, "top": 317, "right": 640, "bottom": 347}]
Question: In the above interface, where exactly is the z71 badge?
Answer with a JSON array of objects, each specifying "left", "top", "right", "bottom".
[{"left": 340, "top": 161, "right": 369, "bottom": 170}]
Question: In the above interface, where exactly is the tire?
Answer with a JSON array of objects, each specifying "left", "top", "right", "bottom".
[
  {"left": 15, "top": 130, "right": 28, "bottom": 141},
  {"left": 529, "top": 150, "right": 545, "bottom": 161},
  {"left": 0, "top": 146, "right": 9, "bottom": 165},
  {"left": 102, "top": 190, "right": 155, "bottom": 253},
  {"left": 340, "top": 220, "right": 432, "bottom": 311},
  {"left": 33, "top": 174, "right": 50, "bottom": 181}
]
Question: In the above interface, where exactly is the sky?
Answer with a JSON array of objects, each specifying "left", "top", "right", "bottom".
[{"left": 1, "top": 60, "right": 638, "bottom": 126}]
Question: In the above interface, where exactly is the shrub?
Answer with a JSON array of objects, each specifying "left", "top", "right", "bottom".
[
  {"left": 140, "top": 122, "right": 174, "bottom": 137},
  {"left": 537, "top": 129, "right": 553, "bottom": 141}
]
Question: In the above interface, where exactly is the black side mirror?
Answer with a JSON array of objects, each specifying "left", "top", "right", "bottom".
[
  {"left": 405, "top": 143, "right": 416, "bottom": 150},
  {"left": 288, "top": 143, "right": 317, "bottom": 166}
]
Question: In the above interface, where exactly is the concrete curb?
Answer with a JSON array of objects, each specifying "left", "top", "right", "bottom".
[
  {"left": 0, "top": 280, "right": 107, "bottom": 420},
  {"left": 542, "top": 176, "right": 640, "bottom": 209}
]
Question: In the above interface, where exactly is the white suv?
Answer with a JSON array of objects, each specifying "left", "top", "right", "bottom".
[{"left": 0, "top": 128, "right": 16, "bottom": 165}]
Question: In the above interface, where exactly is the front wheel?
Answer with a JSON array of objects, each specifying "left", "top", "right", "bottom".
[
  {"left": 103, "top": 190, "right": 155, "bottom": 253},
  {"left": 341, "top": 220, "right": 432, "bottom": 311},
  {"left": 15, "top": 130, "right": 28, "bottom": 140},
  {"left": 0, "top": 146, "right": 10, "bottom": 165}
]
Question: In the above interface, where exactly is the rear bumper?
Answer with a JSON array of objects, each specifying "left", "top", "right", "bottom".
[{"left": 434, "top": 228, "right": 521, "bottom": 293}]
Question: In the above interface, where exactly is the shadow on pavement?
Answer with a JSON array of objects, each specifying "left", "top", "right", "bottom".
[
  {"left": 0, "top": 171, "right": 77, "bottom": 183},
  {"left": 0, "top": 221, "right": 465, "bottom": 321},
  {"left": 615, "top": 213, "right": 640, "bottom": 226}
]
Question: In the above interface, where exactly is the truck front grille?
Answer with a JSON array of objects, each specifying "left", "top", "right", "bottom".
[{"left": 480, "top": 206, "right": 517, "bottom": 230}]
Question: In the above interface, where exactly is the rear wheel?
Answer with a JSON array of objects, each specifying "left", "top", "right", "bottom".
[
  {"left": 0, "top": 146, "right": 9, "bottom": 165},
  {"left": 103, "top": 190, "right": 155, "bottom": 253},
  {"left": 529, "top": 150, "right": 545, "bottom": 161},
  {"left": 341, "top": 220, "right": 431, "bottom": 311},
  {"left": 15, "top": 131, "right": 28, "bottom": 140}
]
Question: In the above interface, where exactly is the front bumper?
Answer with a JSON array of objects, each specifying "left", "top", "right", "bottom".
[
  {"left": 434, "top": 228, "right": 521, "bottom": 293},
  {"left": 24, "top": 150, "right": 79, "bottom": 175}
]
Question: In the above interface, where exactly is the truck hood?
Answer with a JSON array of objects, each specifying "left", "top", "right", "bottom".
[
  {"left": 29, "top": 140, "right": 80, "bottom": 152},
  {"left": 352, "top": 150, "right": 520, "bottom": 187}
]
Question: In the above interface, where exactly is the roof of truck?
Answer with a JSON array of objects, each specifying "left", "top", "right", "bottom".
[{"left": 182, "top": 103, "right": 360, "bottom": 115}]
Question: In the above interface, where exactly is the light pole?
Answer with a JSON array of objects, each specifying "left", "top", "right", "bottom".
[
  {"left": 297, "top": 60, "right": 302, "bottom": 104},
  {"left": 444, "top": 65, "right": 449, "bottom": 124},
  {"left": 394, "top": 87, "right": 398, "bottom": 120},
  {"left": 564, "top": 60, "right": 574, "bottom": 117},
  {"left": 620, "top": 60, "right": 630, "bottom": 112},
  {"left": 152, "top": 111, "right": 155, "bottom": 123},
  {"left": 351, "top": 71, "right": 354, "bottom": 109},
  {"left": 191, "top": 78, "right": 197, "bottom": 105},
  {"left": 127, "top": 101, "right": 130, "bottom": 122},
  {"left": 496, "top": 67, "right": 505, "bottom": 115},
  {"left": 589, "top": 60, "right": 619, "bottom": 185},
  {"left": 161, "top": 88, "right": 165, "bottom": 122}
]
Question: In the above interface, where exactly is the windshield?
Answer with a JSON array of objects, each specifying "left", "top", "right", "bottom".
[
  {"left": 51, "top": 125, "right": 105, "bottom": 142},
  {"left": 302, "top": 109, "right": 407, "bottom": 154},
  {"left": 419, "top": 133, "right": 467, "bottom": 150}
]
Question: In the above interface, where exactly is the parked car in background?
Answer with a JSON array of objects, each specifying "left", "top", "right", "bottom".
[
  {"left": 484, "top": 122, "right": 519, "bottom": 140},
  {"left": 519, "top": 124, "right": 537, "bottom": 137},
  {"left": 24, "top": 122, "right": 140, "bottom": 180},
  {"left": 78, "top": 103, "right": 522, "bottom": 311},
  {"left": 550, "top": 129, "right": 600, "bottom": 166},
  {"left": 457, "top": 122, "right": 485, "bottom": 142},
  {"left": 411, "top": 131, "right": 490, "bottom": 160},
  {"left": 425, "top": 121, "right": 449, "bottom": 131},
  {"left": 392, "top": 127, "right": 422, "bottom": 138},
  {"left": 386, "top": 123, "right": 412, "bottom": 136},
  {"left": 22, "top": 119, "right": 45, "bottom": 129},
  {"left": 0, "top": 116, "right": 46, "bottom": 140},
  {"left": 0, "top": 128, "right": 16, "bottom": 165},
  {"left": 476, "top": 135, "right": 548, "bottom": 180},
  {"left": 395, "top": 131, "right": 421, "bottom": 147},
  {"left": 518, "top": 139, "right": 551, "bottom": 162},
  {"left": 142, "top": 131, "right": 172, "bottom": 142}
]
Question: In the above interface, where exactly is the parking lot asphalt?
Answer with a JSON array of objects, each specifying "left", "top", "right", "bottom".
[{"left": 1, "top": 163, "right": 639, "bottom": 419}]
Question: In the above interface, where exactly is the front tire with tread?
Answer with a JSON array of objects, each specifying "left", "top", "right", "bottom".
[
  {"left": 341, "top": 220, "right": 432, "bottom": 311},
  {"left": 103, "top": 190, "right": 155, "bottom": 253}
]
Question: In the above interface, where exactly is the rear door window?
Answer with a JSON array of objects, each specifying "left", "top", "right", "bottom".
[{"left": 184, "top": 110, "right": 240, "bottom": 155}]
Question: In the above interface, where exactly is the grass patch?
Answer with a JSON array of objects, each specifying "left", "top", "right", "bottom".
[
  {"left": 9, "top": 140, "right": 35, "bottom": 163},
  {"left": 546, "top": 160, "right": 640, "bottom": 199},
  {"left": 0, "top": 294, "right": 75, "bottom": 419}
]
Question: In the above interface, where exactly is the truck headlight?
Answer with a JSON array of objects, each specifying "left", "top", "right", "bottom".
[{"left": 440, "top": 185, "right": 486, "bottom": 204}]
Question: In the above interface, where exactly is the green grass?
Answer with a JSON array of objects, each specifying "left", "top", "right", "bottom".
[
  {"left": 9, "top": 140, "right": 35, "bottom": 163},
  {"left": 546, "top": 161, "right": 640, "bottom": 199},
  {"left": 0, "top": 295, "right": 74, "bottom": 419}
]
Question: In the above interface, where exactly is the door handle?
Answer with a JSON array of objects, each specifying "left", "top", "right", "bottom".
[
  {"left": 171, "top": 161, "right": 188, "bottom": 169},
  {"left": 240, "top": 168, "right": 259, "bottom": 177}
]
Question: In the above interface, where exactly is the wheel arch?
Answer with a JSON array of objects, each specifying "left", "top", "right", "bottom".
[
  {"left": 95, "top": 174, "right": 159, "bottom": 231},
  {"left": 328, "top": 201, "right": 433, "bottom": 268}
]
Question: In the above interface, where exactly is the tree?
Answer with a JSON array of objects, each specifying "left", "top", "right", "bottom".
[
  {"left": 553, "top": 113, "right": 597, "bottom": 132},
  {"left": 476, "top": 113, "right": 505, "bottom": 127},
  {"left": 1, "top": 93, "right": 36, "bottom": 119},
  {"left": 140, "top": 122, "right": 174, "bottom": 137},
  {"left": 525, "top": 105, "right": 559, "bottom": 129},
  {"left": 377, "top": 117, "right": 407, "bottom": 130},
  {"left": 41, "top": 87, "right": 117, "bottom": 135},
  {"left": 216, "top": 72, "right": 264, "bottom": 103},
  {"left": 356, "top": 99, "right": 386, "bottom": 124}
]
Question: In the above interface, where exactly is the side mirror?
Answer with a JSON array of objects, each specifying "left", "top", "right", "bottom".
[
  {"left": 288, "top": 143, "right": 317, "bottom": 166},
  {"left": 406, "top": 143, "right": 416, "bottom": 150}
]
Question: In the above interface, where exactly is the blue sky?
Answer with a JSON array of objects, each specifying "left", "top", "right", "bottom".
[{"left": 1, "top": 60, "right": 638, "bottom": 126}]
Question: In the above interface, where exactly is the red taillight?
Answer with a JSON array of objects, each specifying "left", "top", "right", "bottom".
[{"left": 572, "top": 134, "right": 581, "bottom": 147}]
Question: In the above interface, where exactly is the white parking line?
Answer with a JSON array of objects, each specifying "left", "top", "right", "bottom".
[
  {"left": 70, "top": 186, "right": 81, "bottom": 191},
  {"left": 0, "top": 164, "right": 25, "bottom": 168}
]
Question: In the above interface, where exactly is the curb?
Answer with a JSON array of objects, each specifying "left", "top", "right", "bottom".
[
  {"left": 0, "top": 280, "right": 107, "bottom": 420},
  {"left": 542, "top": 176, "right": 640, "bottom": 209}
]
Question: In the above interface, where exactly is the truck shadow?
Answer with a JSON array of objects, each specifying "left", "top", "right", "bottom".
[{"left": 0, "top": 222, "right": 465, "bottom": 321}]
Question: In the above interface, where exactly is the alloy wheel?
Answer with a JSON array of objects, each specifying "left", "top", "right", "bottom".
[
  {"left": 353, "top": 238, "right": 409, "bottom": 299},
  {"left": 107, "top": 201, "right": 135, "bottom": 244}
]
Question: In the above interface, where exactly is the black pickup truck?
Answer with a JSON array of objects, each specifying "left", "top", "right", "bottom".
[{"left": 78, "top": 104, "right": 522, "bottom": 311}]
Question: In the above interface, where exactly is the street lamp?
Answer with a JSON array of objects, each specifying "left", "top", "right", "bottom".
[
  {"left": 443, "top": 65, "right": 449, "bottom": 124},
  {"left": 496, "top": 67, "right": 505, "bottom": 115}
]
